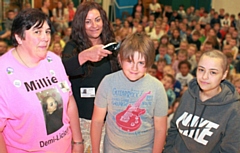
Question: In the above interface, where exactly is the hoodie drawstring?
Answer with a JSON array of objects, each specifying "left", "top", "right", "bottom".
[
  {"left": 192, "top": 105, "right": 207, "bottom": 138},
  {"left": 187, "top": 97, "right": 207, "bottom": 138},
  {"left": 188, "top": 97, "right": 197, "bottom": 136}
]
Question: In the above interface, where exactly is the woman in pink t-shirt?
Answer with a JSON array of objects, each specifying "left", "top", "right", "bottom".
[{"left": 0, "top": 8, "right": 83, "bottom": 153}]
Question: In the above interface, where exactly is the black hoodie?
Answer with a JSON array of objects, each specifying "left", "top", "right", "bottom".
[{"left": 164, "top": 78, "right": 240, "bottom": 153}]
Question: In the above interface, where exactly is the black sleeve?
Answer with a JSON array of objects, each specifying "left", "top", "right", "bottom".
[{"left": 62, "top": 41, "right": 85, "bottom": 76}]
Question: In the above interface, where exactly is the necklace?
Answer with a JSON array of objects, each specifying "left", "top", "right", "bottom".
[{"left": 15, "top": 48, "right": 30, "bottom": 68}]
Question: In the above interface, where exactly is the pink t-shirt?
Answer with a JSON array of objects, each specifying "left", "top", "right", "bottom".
[{"left": 0, "top": 49, "right": 72, "bottom": 152}]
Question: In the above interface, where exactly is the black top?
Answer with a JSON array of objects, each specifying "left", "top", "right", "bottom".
[
  {"left": 188, "top": 39, "right": 201, "bottom": 51},
  {"left": 39, "top": 8, "right": 53, "bottom": 18},
  {"left": 62, "top": 41, "right": 112, "bottom": 120}
]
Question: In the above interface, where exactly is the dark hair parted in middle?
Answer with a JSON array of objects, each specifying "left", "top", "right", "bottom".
[
  {"left": 68, "top": 1, "right": 118, "bottom": 73},
  {"left": 70, "top": 1, "right": 115, "bottom": 50}
]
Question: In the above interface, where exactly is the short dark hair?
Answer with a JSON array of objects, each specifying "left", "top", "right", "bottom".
[
  {"left": 178, "top": 60, "right": 191, "bottom": 70},
  {"left": 164, "top": 73, "right": 175, "bottom": 84},
  {"left": 11, "top": 8, "right": 52, "bottom": 47},
  {"left": 192, "top": 30, "right": 200, "bottom": 36},
  {"left": 151, "top": 64, "right": 157, "bottom": 70},
  {"left": 71, "top": 1, "right": 115, "bottom": 50},
  {"left": 157, "top": 58, "right": 167, "bottom": 64},
  {"left": 158, "top": 44, "right": 168, "bottom": 50}
]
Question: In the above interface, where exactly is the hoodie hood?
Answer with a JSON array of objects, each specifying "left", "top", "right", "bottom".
[
  {"left": 188, "top": 78, "right": 239, "bottom": 106},
  {"left": 164, "top": 78, "right": 240, "bottom": 153},
  {"left": 186, "top": 78, "right": 240, "bottom": 139}
]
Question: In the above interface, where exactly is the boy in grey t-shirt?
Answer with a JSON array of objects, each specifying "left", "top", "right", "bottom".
[{"left": 91, "top": 33, "right": 168, "bottom": 153}]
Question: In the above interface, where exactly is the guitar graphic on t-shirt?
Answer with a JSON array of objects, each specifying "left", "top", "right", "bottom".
[{"left": 115, "top": 91, "right": 151, "bottom": 132}]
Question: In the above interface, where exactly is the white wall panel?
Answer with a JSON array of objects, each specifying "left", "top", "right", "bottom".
[{"left": 212, "top": 0, "right": 240, "bottom": 16}]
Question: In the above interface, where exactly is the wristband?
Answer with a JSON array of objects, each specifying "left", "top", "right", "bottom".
[{"left": 72, "top": 139, "right": 84, "bottom": 145}]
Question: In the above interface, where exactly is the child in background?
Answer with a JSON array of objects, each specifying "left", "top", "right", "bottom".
[
  {"left": 145, "top": 20, "right": 155, "bottom": 36},
  {"left": 172, "top": 49, "right": 188, "bottom": 73},
  {"left": 187, "top": 44, "right": 198, "bottom": 71},
  {"left": 179, "top": 41, "right": 189, "bottom": 51},
  {"left": 225, "top": 52, "right": 236, "bottom": 80},
  {"left": 222, "top": 44, "right": 233, "bottom": 54},
  {"left": 163, "top": 65, "right": 182, "bottom": 98},
  {"left": 167, "top": 44, "right": 176, "bottom": 64},
  {"left": 119, "top": 20, "right": 132, "bottom": 40},
  {"left": 91, "top": 33, "right": 168, "bottom": 153},
  {"left": 162, "top": 74, "right": 176, "bottom": 108},
  {"left": 132, "top": 18, "right": 140, "bottom": 33},
  {"left": 0, "top": 10, "right": 16, "bottom": 40},
  {"left": 135, "top": 24, "right": 145, "bottom": 35},
  {"left": 49, "top": 32, "right": 66, "bottom": 51},
  {"left": 169, "top": 29, "right": 182, "bottom": 53},
  {"left": 52, "top": 42, "right": 63, "bottom": 57},
  {"left": 62, "top": 27, "right": 72, "bottom": 43},
  {"left": 152, "top": 39, "right": 160, "bottom": 55},
  {"left": 150, "top": 24, "right": 164, "bottom": 40},
  {"left": 176, "top": 60, "right": 194, "bottom": 90},
  {"left": 160, "top": 35, "right": 170, "bottom": 45},
  {"left": 188, "top": 30, "right": 201, "bottom": 50},
  {"left": 164, "top": 50, "right": 240, "bottom": 153},
  {"left": 201, "top": 41, "right": 214, "bottom": 52},
  {"left": 112, "top": 18, "right": 122, "bottom": 33},
  {"left": 147, "top": 64, "right": 158, "bottom": 77},
  {"left": 199, "top": 28, "right": 206, "bottom": 44},
  {"left": 156, "top": 58, "right": 167, "bottom": 80},
  {"left": 155, "top": 44, "right": 172, "bottom": 64},
  {"left": 186, "top": 27, "right": 193, "bottom": 43},
  {"left": 222, "top": 33, "right": 232, "bottom": 46},
  {"left": 229, "top": 38, "right": 239, "bottom": 60}
]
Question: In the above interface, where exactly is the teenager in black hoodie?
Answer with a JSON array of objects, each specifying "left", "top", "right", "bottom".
[{"left": 164, "top": 50, "right": 240, "bottom": 153}]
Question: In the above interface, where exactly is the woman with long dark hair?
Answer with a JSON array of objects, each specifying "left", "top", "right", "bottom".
[{"left": 62, "top": 1, "right": 119, "bottom": 152}]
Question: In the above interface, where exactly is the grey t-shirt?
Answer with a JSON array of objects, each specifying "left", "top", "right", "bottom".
[{"left": 95, "top": 70, "right": 168, "bottom": 152}]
